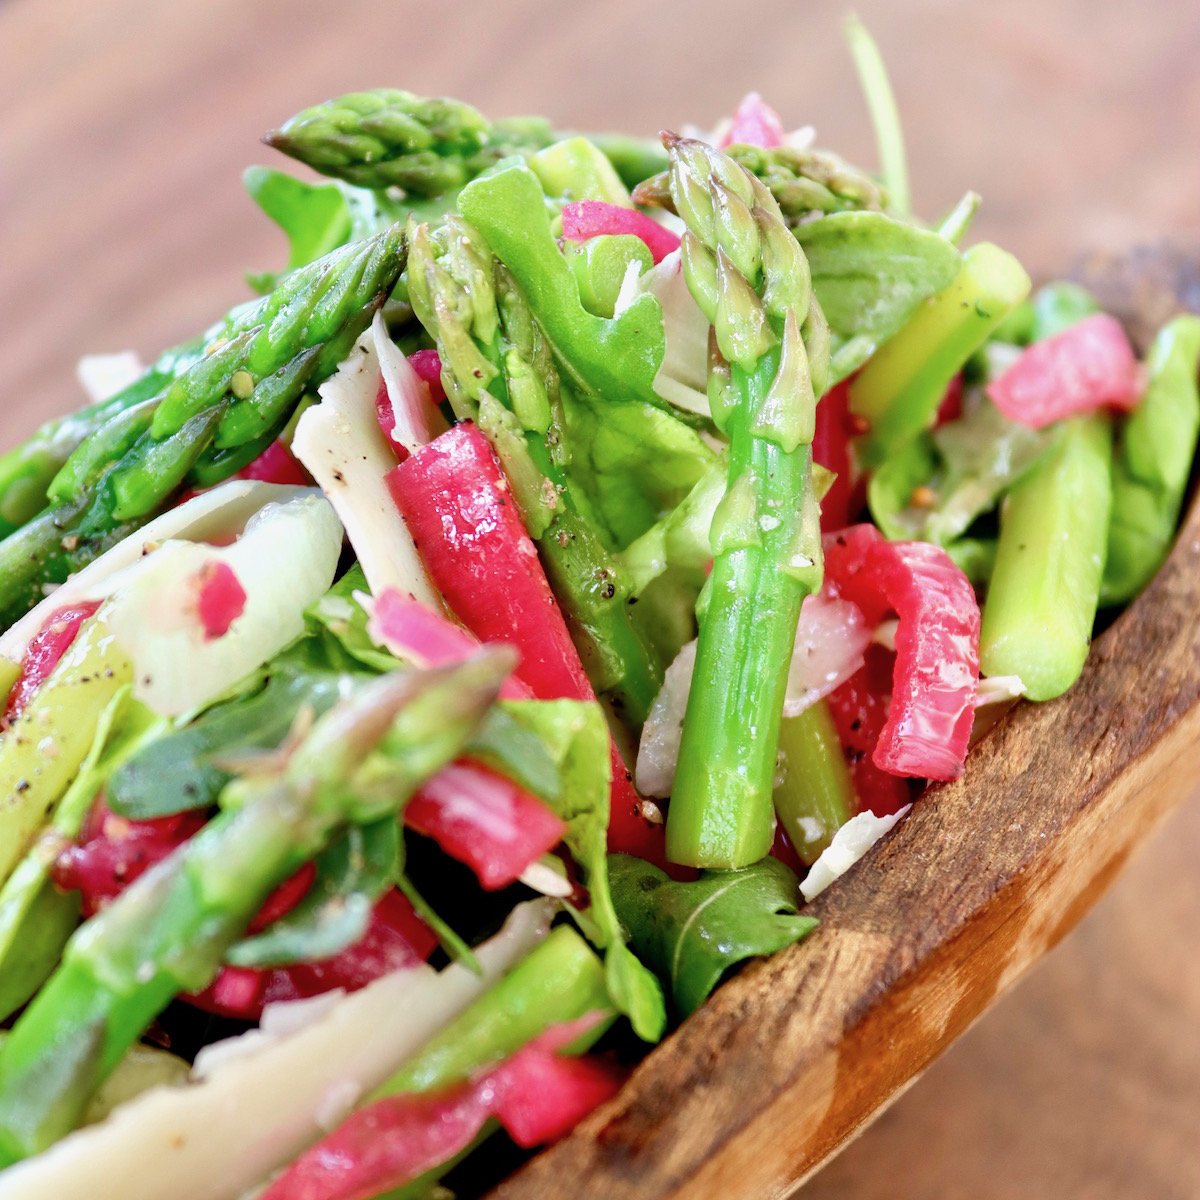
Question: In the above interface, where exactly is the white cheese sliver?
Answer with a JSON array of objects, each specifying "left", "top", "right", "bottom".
[
  {"left": 0, "top": 900, "right": 554, "bottom": 1200},
  {"left": 0, "top": 481, "right": 310, "bottom": 665},
  {"left": 801, "top": 806, "right": 912, "bottom": 902},
  {"left": 292, "top": 329, "right": 440, "bottom": 608}
]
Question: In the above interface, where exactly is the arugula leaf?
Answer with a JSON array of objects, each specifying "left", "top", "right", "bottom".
[
  {"left": 227, "top": 819, "right": 399, "bottom": 968},
  {"left": 609, "top": 854, "right": 818, "bottom": 1017},
  {"left": 794, "top": 211, "right": 960, "bottom": 382},
  {"left": 564, "top": 393, "right": 715, "bottom": 548},
  {"left": 502, "top": 698, "right": 667, "bottom": 1042},
  {"left": 243, "top": 166, "right": 353, "bottom": 290},
  {"left": 306, "top": 565, "right": 402, "bottom": 674}
]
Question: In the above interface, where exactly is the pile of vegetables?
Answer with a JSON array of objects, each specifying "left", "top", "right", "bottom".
[{"left": 0, "top": 19, "right": 1197, "bottom": 1200}]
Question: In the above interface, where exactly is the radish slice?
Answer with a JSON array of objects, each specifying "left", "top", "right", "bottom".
[
  {"left": 717, "top": 93, "right": 787, "bottom": 149},
  {"left": 560, "top": 200, "right": 681, "bottom": 265},
  {"left": 987, "top": 313, "right": 1142, "bottom": 428}
]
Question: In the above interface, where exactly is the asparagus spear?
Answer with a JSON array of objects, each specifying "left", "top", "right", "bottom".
[
  {"left": 633, "top": 141, "right": 887, "bottom": 228},
  {"left": 265, "top": 87, "right": 667, "bottom": 195},
  {"left": 772, "top": 700, "right": 855, "bottom": 865},
  {"left": 849, "top": 242, "right": 1031, "bottom": 466},
  {"left": 979, "top": 415, "right": 1113, "bottom": 701},
  {"left": 0, "top": 227, "right": 406, "bottom": 630},
  {"left": 406, "top": 214, "right": 663, "bottom": 724},
  {"left": 0, "top": 651, "right": 514, "bottom": 1164},
  {"left": 1102, "top": 314, "right": 1200, "bottom": 604},
  {"left": 664, "top": 135, "right": 829, "bottom": 869}
]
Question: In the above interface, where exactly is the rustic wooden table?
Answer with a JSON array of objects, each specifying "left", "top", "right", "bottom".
[{"left": 2, "top": 1, "right": 1198, "bottom": 1195}]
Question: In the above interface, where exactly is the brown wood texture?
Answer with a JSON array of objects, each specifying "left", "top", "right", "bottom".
[{"left": 2, "top": 2, "right": 1198, "bottom": 1196}]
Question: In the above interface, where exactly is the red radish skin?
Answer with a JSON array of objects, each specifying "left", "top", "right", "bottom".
[
  {"left": 987, "top": 313, "right": 1142, "bottom": 428},
  {"left": 1, "top": 600, "right": 101, "bottom": 726},
  {"left": 812, "top": 380, "right": 859, "bottom": 531},
  {"left": 192, "top": 560, "right": 247, "bottom": 640},
  {"left": 405, "top": 762, "right": 567, "bottom": 890},
  {"left": 407, "top": 348, "right": 447, "bottom": 405},
  {"left": 54, "top": 800, "right": 436, "bottom": 1021},
  {"left": 718, "top": 92, "right": 787, "bottom": 149},
  {"left": 260, "top": 1020, "right": 623, "bottom": 1200},
  {"left": 387, "top": 423, "right": 664, "bottom": 862},
  {"left": 934, "top": 373, "right": 965, "bottom": 427},
  {"left": 825, "top": 525, "right": 981, "bottom": 781},
  {"left": 826, "top": 644, "right": 915, "bottom": 817},
  {"left": 235, "top": 440, "right": 310, "bottom": 486},
  {"left": 560, "top": 200, "right": 681, "bottom": 265}
]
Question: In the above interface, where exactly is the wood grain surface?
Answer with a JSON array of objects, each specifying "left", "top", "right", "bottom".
[{"left": 2, "top": 2, "right": 1198, "bottom": 1196}]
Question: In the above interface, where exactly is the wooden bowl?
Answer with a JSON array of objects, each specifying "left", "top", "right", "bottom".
[{"left": 489, "top": 250, "right": 1200, "bottom": 1200}]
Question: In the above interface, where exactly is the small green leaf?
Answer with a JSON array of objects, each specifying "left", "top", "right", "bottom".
[
  {"left": 794, "top": 211, "right": 960, "bottom": 383},
  {"left": 609, "top": 853, "right": 818, "bottom": 1017},
  {"left": 867, "top": 390, "right": 1053, "bottom": 545},
  {"left": 243, "top": 166, "right": 353, "bottom": 278},
  {"left": 457, "top": 161, "right": 668, "bottom": 412},
  {"left": 502, "top": 698, "right": 667, "bottom": 1042}
]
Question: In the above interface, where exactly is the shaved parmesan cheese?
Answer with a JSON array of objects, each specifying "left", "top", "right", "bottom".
[
  {"left": 105, "top": 494, "right": 342, "bottom": 715},
  {"left": 371, "top": 311, "right": 441, "bottom": 455},
  {"left": 76, "top": 351, "right": 144, "bottom": 403},
  {"left": 615, "top": 249, "right": 710, "bottom": 417},
  {"left": 975, "top": 674, "right": 1026, "bottom": 705},
  {"left": 800, "top": 806, "right": 911, "bottom": 902},
  {"left": 970, "top": 674, "right": 1026, "bottom": 746},
  {"left": 292, "top": 329, "right": 440, "bottom": 607},
  {"left": 635, "top": 639, "right": 697, "bottom": 798},
  {"left": 0, "top": 482, "right": 310, "bottom": 666},
  {"left": 0, "top": 901, "right": 555, "bottom": 1200}
]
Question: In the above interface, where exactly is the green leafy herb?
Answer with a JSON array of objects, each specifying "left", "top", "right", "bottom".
[
  {"left": 502, "top": 698, "right": 667, "bottom": 1042},
  {"left": 794, "top": 211, "right": 960, "bottom": 382},
  {"left": 243, "top": 166, "right": 353, "bottom": 291},
  {"left": 609, "top": 854, "right": 818, "bottom": 1017}
]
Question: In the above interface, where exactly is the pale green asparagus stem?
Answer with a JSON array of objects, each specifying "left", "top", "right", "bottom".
[{"left": 663, "top": 135, "right": 829, "bottom": 869}]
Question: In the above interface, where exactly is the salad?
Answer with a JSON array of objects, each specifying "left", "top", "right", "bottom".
[{"left": 1, "top": 18, "right": 1197, "bottom": 1200}]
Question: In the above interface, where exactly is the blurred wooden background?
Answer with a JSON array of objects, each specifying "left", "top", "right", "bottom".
[{"left": 2, "top": 1, "right": 1198, "bottom": 1195}]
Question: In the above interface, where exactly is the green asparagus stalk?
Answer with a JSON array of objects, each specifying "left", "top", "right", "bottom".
[
  {"left": 0, "top": 688, "right": 163, "bottom": 1020},
  {"left": 772, "top": 700, "right": 855, "bottom": 865},
  {"left": 376, "top": 925, "right": 611, "bottom": 1098},
  {"left": 0, "top": 651, "right": 513, "bottom": 1164},
  {"left": 1102, "top": 314, "right": 1200, "bottom": 604},
  {"left": 979, "top": 415, "right": 1113, "bottom": 701},
  {"left": 632, "top": 141, "right": 887, "bottom": 228},
  {"left": 264, "top": 89, "right": 494, "bottom": 194},
  {"left": 0, "top": 226, "right": 406, "bottom": 630},
  {"left": 407, "top": 214, "right": 664, "bottom": 723},
  {"left": 0, "top": 618, "right": 133, "bottom": 889},
  {"left": 663, "top": 135, "right": 829, "bottom": 869},
  {"left": 849, "top": 242, "right": 1031, "bottom": 466},
  {"left": 265, "top": 87, "right": 669, "bottom": 198}
]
